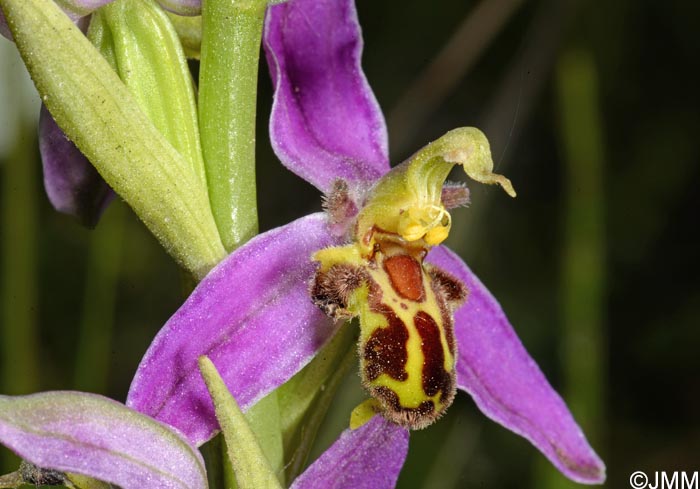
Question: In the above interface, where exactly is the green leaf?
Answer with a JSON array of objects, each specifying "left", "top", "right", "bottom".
[
  {"left": 199, "top": 356, "right": 283, "bottom": 489},
  {"left": 277, "top": 324, "right": 357, "bottom": 481},
  {"left": 0, "top": 0, "right": 226, "bottom": 279},
  {"left": 242, "top": 392, "right": 285, "bottom": 486}
]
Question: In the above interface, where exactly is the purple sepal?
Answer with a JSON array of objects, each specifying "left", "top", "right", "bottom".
[
  {"left": 0, "top": 391, "right": 207, "bottom": 489},
  {"left": 127, "top": 213, "right": 340, "bottom": 446},
  {"left": 39, "top": 105, "right": 113, "bottom": 228},
  {"left": 264, "top": 0, "right": 390, "bottom": 193},
  {"left": 291, "top": 416, "right": 409, "bottom": 489},
  {"left": 427, "top": 246, "right": 606, "bottom": 484}
]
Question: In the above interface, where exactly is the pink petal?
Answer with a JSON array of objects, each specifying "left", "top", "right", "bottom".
[
  {"left": 0, "top": 392, "right": 207, "bottom": 489},
  {"left": 427, "top": 246, "right": 606, "bottom": 484},
  {"left": 291, "top": 416, "right": 409, "bottom": 489},
  {"left": 264, "top": 0, "right": 389, "bottom": 193},
  {"left": 127, "top": 213, "right": 340, "bottom": 446}
]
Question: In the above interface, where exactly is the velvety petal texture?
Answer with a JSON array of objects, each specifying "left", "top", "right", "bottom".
[
  {"left": 264, "top": 0, "right": 389, "bottom": 193},
  {"left": 291, "top": 416, "right": 409, "bottom": 489},
  {"left": 127, "top": 213, "right": 340, "bottom": 445},
  {"left": 427, "top": 246, "right": 605, "bottom": 484},
  {"left": 39, "top": 105, "right": 113, "bottom": 227},
  {"left": 0, "top": 392, "right": 207, "bottom": 489}
]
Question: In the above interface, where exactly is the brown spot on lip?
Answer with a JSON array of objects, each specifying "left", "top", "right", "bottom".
[
  {"left": 427, "top": 266, "right": 467, "bottom": 355},
  {"left": 414, "top": 311, "right": 454, "bottom": 400},
  {"left": 384, "top": 254, "right": 425, "bottom": 301},
  {"left": 363, "top": 303, "right": 409, "bottom": 382},
  {"left": 427, "top": 266, "right": 467, "bottom": 307},
  {"left": 371, "top": 386, "right": 438, "bottom": 430}
]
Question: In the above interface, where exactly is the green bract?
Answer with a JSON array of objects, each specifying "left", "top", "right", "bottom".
[
  {"left": 0, "top": 0, "right": 226, "bottom": 279},
  {"left": 199, "top": 357, "right": 283, "bottom": 489},
  {"left": 91, "top": 0, "right": 208, "bottom": 186}
]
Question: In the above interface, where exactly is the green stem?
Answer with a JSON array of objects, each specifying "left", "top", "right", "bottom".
[
  {"left": 199, "top": 2, "right": 273, "bottom": 484},
  {"left": 199, "top": 0, "right": 265, "bottom": 252},
  {"left": 73, "top": 203, "right": 125, "bottom": 393}
]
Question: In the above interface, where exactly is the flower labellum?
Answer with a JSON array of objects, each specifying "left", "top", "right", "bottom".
[
  {"left": 128, "top": 0, "right": 606, "bottom": 482},
  {"left": 312, "top": 127, "right": 514, "bottom": 430}
]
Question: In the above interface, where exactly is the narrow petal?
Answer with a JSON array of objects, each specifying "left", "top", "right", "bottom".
[
  {"left": 427, "top": 246, "right": 606, "bottom": 484},
  {"left": 127, "top": 213, "right": 340, "bottom": 446},
  {"left": 39, "top": 105, "right": 113, "bottom": 228},
  {"left": 0, "top": 391, "right": 207, "bottom": 489},
  {"left": 264, "top": 0, "right": 389, "bottom": 193},
  {"left": 291, "top": 416, "right": 408, "bottom": 489}
]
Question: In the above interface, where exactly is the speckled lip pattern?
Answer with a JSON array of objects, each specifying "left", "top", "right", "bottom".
[
  {"left": 0, "top": 0, "right": 605, "bottom": 485},
  {"left": 127, "top": 0, "right": 604, "bottom": 484}
]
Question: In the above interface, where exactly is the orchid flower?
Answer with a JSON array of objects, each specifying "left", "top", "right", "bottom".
[{"left": 125, "top": 0, "right": 605, "bottom": 485}]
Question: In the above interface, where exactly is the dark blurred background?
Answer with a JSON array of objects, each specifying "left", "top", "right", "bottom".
[{"left": 1, "top": 0, "right": 698, "bottom": 487}]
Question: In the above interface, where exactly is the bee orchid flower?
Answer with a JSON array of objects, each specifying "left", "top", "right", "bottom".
[{"left": 126, "top": 0, "right": 605, "bottom": 485}]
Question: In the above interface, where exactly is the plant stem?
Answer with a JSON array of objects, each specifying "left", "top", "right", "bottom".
[{"left": 199, "top": 0, "right": 265, "bottom": 252}]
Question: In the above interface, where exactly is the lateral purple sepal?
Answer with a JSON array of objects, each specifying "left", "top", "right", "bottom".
[
  {"left": 264, "top": 0, "right": 389, "bottom": 193},
  {"left": 127, "top": 213, "right": 340, "bottom": 446},
  {"left": 0, "top": 391, "right": 207, "bottom": 489},
  {"left": 427, "top": 246, "right": 606, "bottom": 484},
  {"left": 291, "top": 416, "right": 409, "bottom": 489},
  {"left": 39, "top": 105, "right": 113, "bottom": 228}
]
